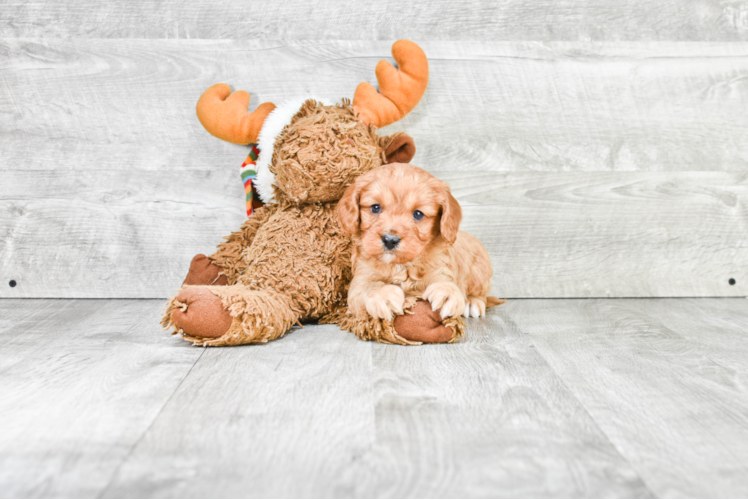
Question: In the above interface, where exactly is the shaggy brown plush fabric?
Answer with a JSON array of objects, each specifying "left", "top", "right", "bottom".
[
  {"left": 271, "top": 100, "right": 385, "bottom": 205},
  {"left": 209, "top": 205, "right": 276, "bottom": 285},
  {"left": 164, "top": 100, "right": 463, "bottom": 346},
  {"left": 162, "top": 285, "right": 297, "bottom": 347},
  {"left": 234, "top": 201, "right": 352, "bottom": 320}
]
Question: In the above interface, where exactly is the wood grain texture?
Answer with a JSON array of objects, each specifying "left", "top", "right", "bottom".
[
  {"left": 3, "top": 40, "right": 748, "bottom": 174},
  {"left": 2, "top": 40, "right": 747, "bottom": 298},
  {"left": 508, "top": 297, "right": 748, "bottom": 498},
  {"left": 102, "top": 323, "right": 378, "bottom": 498},
  {"left": 3, "top": 298, "right": 748, "bottom": 497},
  {"left": 445, "top": 171, "right": 748, "bottom": 298},
  {"left": 1, "top": 0, "right": 748, "bottom": 41},
  {"left": 0, "top": 169, "right": 244, "bottom": 298},
  {"left": 102, "top": 312, "right": 650, "bottom": 498},
  {"left": 352, "top": 312, "right": 650, "bottom": 497},
  {"left": 2, "top": 169, "right": 745, "bottom": 298},
  {"left": 0, "top": 299, "right": 203, "bottom": 498}
]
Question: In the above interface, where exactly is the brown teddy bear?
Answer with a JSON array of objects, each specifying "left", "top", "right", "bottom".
[{"left": 162, "top": 40, "right": 465, "bottom": 346}]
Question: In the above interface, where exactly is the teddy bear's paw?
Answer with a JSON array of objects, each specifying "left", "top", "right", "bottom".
[
  {"left": 171, "top": 287, "right": 233, "bottom": 339},
  {"left": 423, "top": 282, "right": 466, "bottom": 319},
  {"left": 365, "top": 284, "right": 405, "bottom": 320},
  {"left": 393, "top": 300, "right": 456, "bottom": 344},
  {"left": 182, "top": 254, "right": 229, "bottom": 287}
]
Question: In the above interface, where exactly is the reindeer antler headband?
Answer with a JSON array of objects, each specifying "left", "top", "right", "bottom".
[
  {"left": 194, "top": 40, "right": 428, "bottom": 209},
  {"left": 196, "top": 40, "right": 428, "bottom": 144}
]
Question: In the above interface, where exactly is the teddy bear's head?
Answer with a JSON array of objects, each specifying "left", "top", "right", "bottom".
[
  {"left": 264, "top": 99, "right": 415, "bottom": 204},
  {"left": 195, "top": 40, "right": 427, "bottom": 207}
]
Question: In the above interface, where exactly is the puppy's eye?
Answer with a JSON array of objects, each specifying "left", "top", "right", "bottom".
[
  {"left": 413, "top": 210, "right": 424, "bottom": 221},
  {"left": 370, "top": 204, "right": 381, "bottom": 214}
]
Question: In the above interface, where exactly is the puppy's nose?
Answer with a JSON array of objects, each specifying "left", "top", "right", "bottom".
[{"left": 381, "top": 233, "right": 400, "bottom": 250}]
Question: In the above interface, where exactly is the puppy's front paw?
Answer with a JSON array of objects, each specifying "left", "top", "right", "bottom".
[
  {"left": 365, "top": 284, "right": 405, "bottom": 320},
  {"left": 423, "top": 282, "right": 466, "bottom": 319}
]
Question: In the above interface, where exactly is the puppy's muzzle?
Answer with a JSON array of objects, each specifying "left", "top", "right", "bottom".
[{"left": 381, "top": 233, "right": 400, "bottom": 250}]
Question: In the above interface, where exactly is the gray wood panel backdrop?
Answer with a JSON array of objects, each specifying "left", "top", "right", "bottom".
[{"left": 1, "top": 0, "right": 747, "bottom": 298}]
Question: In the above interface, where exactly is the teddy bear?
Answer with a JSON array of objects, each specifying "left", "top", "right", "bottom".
[{"left": 161, "top": 40, "right": 466, "bottom": 346}]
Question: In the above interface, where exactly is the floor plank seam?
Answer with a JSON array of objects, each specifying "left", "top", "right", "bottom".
[
  {"left": 501, "top": 311, "right": 660, "bottom": 498},
  {"left": 635, "top": 311, "right": 748, "bottom": 465},
  {"left": 95, "top": 345, "right": 207, "bottom": 498}
]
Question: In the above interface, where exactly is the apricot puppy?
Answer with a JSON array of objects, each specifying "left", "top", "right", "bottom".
[{"left": 337, "top": 163, "right": 500, "bottom": 321}]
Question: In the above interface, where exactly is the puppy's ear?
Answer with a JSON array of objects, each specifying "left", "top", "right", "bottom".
[
  {"left": 337, "top": 174, "right": 370, "bottom": 236},
  {"left": 438, "top": 183, "right": 462, "bottom": 244},
  {"left": 381, "top": 133, "right": 416, "bottom": 164}
]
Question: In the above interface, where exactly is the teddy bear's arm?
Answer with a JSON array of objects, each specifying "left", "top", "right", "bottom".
[{"left": 207, "top": 204, "right": 277, "bottom": 284}]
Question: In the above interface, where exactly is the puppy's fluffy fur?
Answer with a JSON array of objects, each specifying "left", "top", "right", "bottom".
[{"left": 338, "top": 163, "right": 500, "bottom": 321}]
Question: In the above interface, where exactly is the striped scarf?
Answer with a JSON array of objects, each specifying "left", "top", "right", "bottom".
[{"left": 240, "top": 144, "right": 261, "bottom": 216}]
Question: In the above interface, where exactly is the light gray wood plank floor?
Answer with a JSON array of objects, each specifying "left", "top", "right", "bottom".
[{"left": 1, "top": 298, "right": 747, "bottom": 497}]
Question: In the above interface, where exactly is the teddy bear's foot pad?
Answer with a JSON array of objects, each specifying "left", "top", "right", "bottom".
[
  {"left": 394, "top": 300, "right": 458, "bottom": 343},
  {"left": 182, "top": 254, "right": 228, "bottom": 287},
  {"left": 163, "top": 285, "right": 301, "bottom": 347},
  {"left": 170, "top": 287, "right": 232, "bottom": 339}
]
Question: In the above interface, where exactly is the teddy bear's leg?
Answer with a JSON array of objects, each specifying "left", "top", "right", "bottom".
[
  {"left": 162, "top": 285, "right": 299, "bottom": 347},
  {"left": 181, "top": 205, "right": 276, "bottom": 286},
  {"left": 393, "top": 300, "right": 461, "bottom": 343},
  {"left": 337, "top": 298, "right": 465, "bottom": 345}
]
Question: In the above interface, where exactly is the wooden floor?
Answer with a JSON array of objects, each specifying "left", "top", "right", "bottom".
[
  {"left": 2, "top": 2, "right": 747, "bottom": 497},
  {"left": 0, "top": 298, "right": 746, "bottom": 498}
]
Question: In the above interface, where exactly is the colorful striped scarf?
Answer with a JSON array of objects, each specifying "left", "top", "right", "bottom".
[{"left": 240, "top": 144, "right": 261, "bottom": 216}]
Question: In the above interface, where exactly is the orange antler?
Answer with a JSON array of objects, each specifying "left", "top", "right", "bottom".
[
  {"left": 353, "top": 40, "right": 429, "bottom": 128},
  {"left": 196, "top": 84, "right": 276, "bottom": 145}
]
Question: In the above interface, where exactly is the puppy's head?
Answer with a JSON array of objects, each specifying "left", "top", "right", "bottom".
[{"left": 337, "top": 163, "right": 462, "bottom": 264}]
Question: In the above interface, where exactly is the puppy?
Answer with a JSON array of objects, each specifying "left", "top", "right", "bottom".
[{"left": 337, "top": 163, "right": 501, "bottom": 321}]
